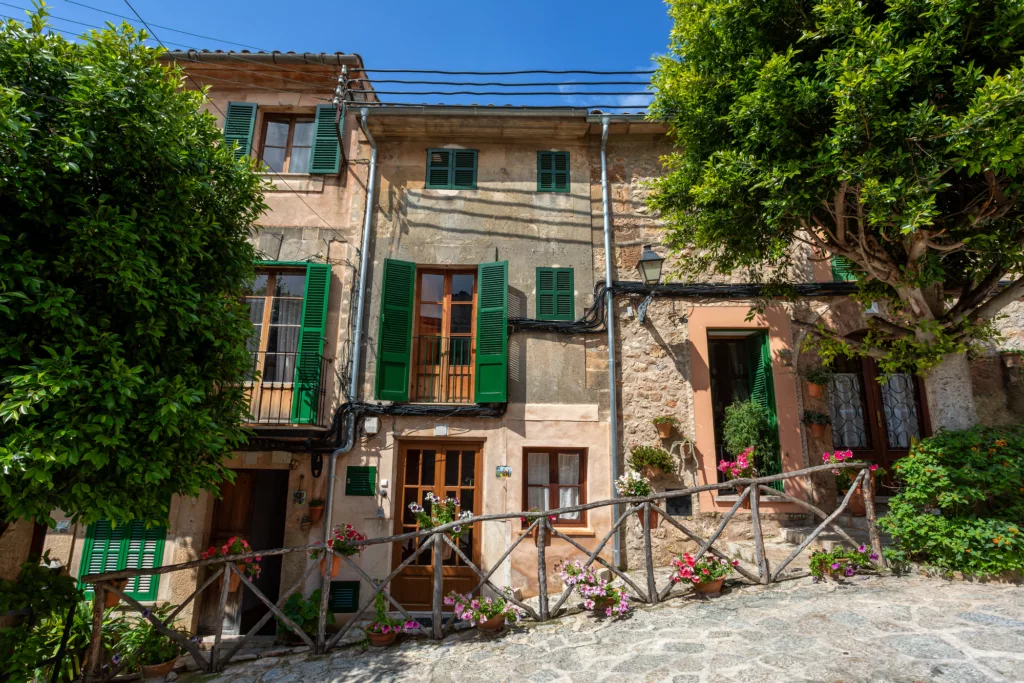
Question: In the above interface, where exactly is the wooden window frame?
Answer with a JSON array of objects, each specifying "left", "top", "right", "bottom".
[
  {"left": 410, "top": 267, "right": 478, "bottom": 403},
  {"left": 259, "top": 114, "right": 315, "bottom": 174},
  {"left": 246, "top": 268, "right": 306, "bottom": 385},
  {"left": 522, "top": 447, "right": 587, "bottom": 527}
]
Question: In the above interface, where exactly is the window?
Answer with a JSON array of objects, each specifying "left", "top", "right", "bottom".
[
  {"left": 261, "top": 115, "right": 315, "bottom": 173},
  {"left": 329, "top": 581, "right": 360, "bottom": 612},
  {"left": 523, "top": 448, "right": 586, "bottom": 525},
  {"left": 345, "top": 466, "right": 377, "bottom": 496},
  {"left": 412, "top": 269, "right": 477, "bottom": 403},
  {"left": 243, "top": 263, "right": 332, "bottom": 424},
  {"left": 79, "top": 519, "right": 166, "bottom": 601},
  {"left": 831, "top": 256, "right": 857, "bottom": 281},
  {"left": 665, "top": 490, "right": 693, "bottom": 517},
  {"left": 425, "top": 149, "right": 478, "bottom": 189},
  {"left": 537, "top": 151, "right": 569, "bottom": 192},
  {"left": 536, "top": 267, "right": 574, "bottom": 321}
]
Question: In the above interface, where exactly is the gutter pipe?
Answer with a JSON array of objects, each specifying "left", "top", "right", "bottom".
[{"left": 600, "top": 116, "right": 621, "bottom": 568}]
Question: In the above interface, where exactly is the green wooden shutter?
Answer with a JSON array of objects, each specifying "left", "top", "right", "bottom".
[
  {"left": 831, "top": 256, "right": 857, "bottom": 281},
  {"left": 537, "top": 152, "right": 569, "bottom": 192},
  {"left": 329, "top": 581, "right": 360, "bottom": 612},
  {"left": 79, "top": 519, "right": 124, "bottom": 596},
  {"left": 452, "top": 150, "right": 478, "bottom": 189},
  {"left": 426, "top": 149, "right": 451, "bottom": 188},
  {"left": 745, "top": 332, "right": 783, "bottom": 489},
  {"left": 291, "top": 263, "right": 332, "bottom": 424},
  {"left": 536, "top": 267, "right": 574, "bottom": 321},
  {"left": 475, "top": 261, "right": 508, "bottom": 403},
  {"left": 375, "top": 259, "right": 416, "bottom": 401},
  {"left": 309, "top": 104, "right": 341, "bottom": 174},
  {"left": 223, "top": 102, "right": 257, "bottom": 160},
  {"left": 345, "top": 466, "right": 377, "bottom": 496},
  {"left": 79, "top": 520, "right": 165, "bottom": 600}
]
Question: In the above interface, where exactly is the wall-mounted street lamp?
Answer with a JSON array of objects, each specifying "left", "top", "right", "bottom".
[{"left": 636, "top": 244, "right": 665, "bottom": 322}]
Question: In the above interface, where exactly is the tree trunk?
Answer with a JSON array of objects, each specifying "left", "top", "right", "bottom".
[{"left": 923, "top": 353, "right": 978, "bottom": 431}]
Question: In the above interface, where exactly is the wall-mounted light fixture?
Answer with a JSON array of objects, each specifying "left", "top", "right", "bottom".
[{"left": 636, "top": 245, "right": 665, "bottom": 323}]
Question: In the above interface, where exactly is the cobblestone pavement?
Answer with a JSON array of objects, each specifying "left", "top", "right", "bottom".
[{"left": 184, "top": 575, "right": 1024, "bottom": 682}]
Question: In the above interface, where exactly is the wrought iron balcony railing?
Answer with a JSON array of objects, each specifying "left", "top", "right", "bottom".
[
  {"left": 244, "top": 351, "right": 332, "bottom": 426},
  {"left": 412, "top": 335, "right": 474, "bottom": 404}
]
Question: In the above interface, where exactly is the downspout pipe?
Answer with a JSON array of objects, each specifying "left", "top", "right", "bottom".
[
  {"left": 323, "top": 108, "right": 378, "bottom": 546},
  {"left": 600, "top": 116, "right": 621, "bottom": 568}
]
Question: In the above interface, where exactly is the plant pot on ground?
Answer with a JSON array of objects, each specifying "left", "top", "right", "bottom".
[
  {"left": 445, "top": 589, "right": 522, "bottom": 632},
  {"left": 308, "top": 499, "right": 325, "bottom": 523},
  {"left": 627, "top": 445, "right": 677, "bottom": 479},
  {"left": 108, "top": 604, "right": 188, "bottom": 679},
  {"left": 651, "top": 415, "right": 678, "bottom": 439},
  {"left": 669, "top": 553, "right": 738, "bottom": 595},
  {"left": 364, "top": 593, "right": 419, "bottom": 646}
]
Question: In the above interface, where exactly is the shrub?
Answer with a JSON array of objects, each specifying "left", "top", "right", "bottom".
[
  {"left": 109, "top": 605, "right": 187, "bottom": 669},
  {"left": 722, "top": 400, "right": 777, "bottom": 469},
  {"left": 279, "top": 589, "right": 335, "bottom": 638},
  {"left": 627, "top": 445, "right": 678, "bottom": 474},
  {"left": 651, "top": 415, "right": 678, "bottom": 426},
  {"left": 805, "top": 366, "right": 832, "bottom": 386},
  {"left": 809, "top": 546, "right": 878, "bottom": 582},
  {"left": 879, "top": 426, "right": 1024, "bottom": 576}
]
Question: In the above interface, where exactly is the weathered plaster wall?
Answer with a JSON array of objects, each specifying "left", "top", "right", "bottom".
[{"left": 0, "top": 521, "right": 36, "bottom": 581}]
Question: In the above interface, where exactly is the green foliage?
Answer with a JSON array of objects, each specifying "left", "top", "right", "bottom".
[
  {"left": 808, "top": 546, "right": 878, "bottom": 582},
  {"left": 1, "top": 600, "right": 117, "bottom": 683},
  {"left": 804, "top": 366, "right": 832, "bottom": 386},
  {"left": 650, "top": 0, "right": 1024, "bottom": 373},
  {"left": 627, "top": 445, "right": 678, "bottom": 474},
  {"left": 879, "top": 426, "right": 1024, "bottom": 575},
  {"left": 278, "top": 589, "right": 334, "bottom": 637},
  {"left": 651, "top": 415, "right": 679, "bottom": 426},
  {"left": 722, "top": 400, "right": 776, "bottom": 467},
  {"left": 803, "top": 410, "right": 830, "bottom": 425},
  {"left": 107, "top": 604, "right": 186, "bottom": 669},
  {"left": 0, "top": 9, "right": 267, "bottom": 526}
]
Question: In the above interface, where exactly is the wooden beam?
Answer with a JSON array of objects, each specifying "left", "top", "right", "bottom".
[{"left": 749, "top": 485, "right": 768, "bottom": 584}]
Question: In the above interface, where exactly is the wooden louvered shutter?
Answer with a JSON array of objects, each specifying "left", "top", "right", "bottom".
[
  {"left": 475, "top": 261, "right": 508, "bottom": 403},
  {"left": 375, "top": 259, "right": 416, "bottom": 401},
  {"left": 452, "top": 150, "right": 478, "bottom": 189},
  {"left": 291, "top": 263, "right": 332, "bottom": 424},
  {"left": 746, "top": 332, "right": 783, "bottom": 488},
  {"left": 831, "top": 256, "right": 857, "bottom": 281},
  {"left": 345, "top": 466, "right": 376, "bottom": 496},
  {"left": 538, "top": 152, "right": 569, "bottom": 192},
  {"left": 552, "top": 152, "right": 569, "bottom": 192},
  {"left": 309, "top": 104, "right": 341, "bottom": 174},
  {"left": 122, "top": 521, "right": 165, "bottom": 601},
  {"left": 426, "top": 149, "right": 451, "bottom": 188},
  {"left": 536, "top": 267, "right": 574, "bottom": 321},
  {"left": 223, "top": 102, "right": 257, "bottom": 160},
  {"left": 79, "top": 519, "right": 124, "bottom": 596},
  {"left": 329, "top": 580, "right": 360, "bottom": 612}
]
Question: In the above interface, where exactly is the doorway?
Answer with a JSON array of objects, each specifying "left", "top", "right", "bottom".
[
  {"left": 198, "top": 469, "right": 289, "bottom": 636},
  {"left": 391, "top": 442, "right": 482, "bottom": 611}
]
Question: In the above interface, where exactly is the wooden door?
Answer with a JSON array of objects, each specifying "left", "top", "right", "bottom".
[
  {"left": 391, "top": 442, "right": 481, "bottom": 611},
  {"left": 199, "top": 472, "right": 255, "bottom": 634}
]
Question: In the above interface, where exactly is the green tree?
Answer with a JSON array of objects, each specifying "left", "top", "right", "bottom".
[
  {"left": 0, "top": 9, "right": 266, "bottom": 529},
  {"left": 650, "top": 0, "right": 1024, "bottom": 429}
]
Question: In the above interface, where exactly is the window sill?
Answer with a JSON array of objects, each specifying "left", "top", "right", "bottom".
[
  {"left": 258, "top": 173, "right": 325, "bottom": 193},
  {"left": 522, "top": 526, "right": 595, "bottom": 538},
  {"left": 715, "top": 494, "right": 789, "bottom": 503}
]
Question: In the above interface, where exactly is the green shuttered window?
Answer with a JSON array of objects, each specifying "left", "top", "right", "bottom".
[
  {"left": 345, "top": 466, "right": 376, "bottom": 496},
  {"left": 223, "top": 102, "right": 257, "bottom": 160},
  {"left": 537, "top": 152, "right": 570, "bottom": 192},
  {"left": 536, "top": 267, "right": 574, "bottom": 321},
  {"left": 329, "top": 581, "right": 361, "bottom": 612},
  {"left": 831, "top": 256, "right": 857, "bottom": 282},
  {"left": 745, "top": 332, "right": 783, "bottom": 491},
  {"left": 79, "top": 520, "right": 166, "bottom": 601},
  {"left": 425, "top": 149, "right": 477, "bottom": 189},
  {"left": 475, "top": 261, "right": 509, "bottom": 403},
  {"left": 291, "top": 263, "right": 332, "bottom": 424},
  {"left": 375, "top": 259, "right": 416, "bottom": 402},
  {"left": 309, "top": 104, "right": 341, "bottom": 174}
]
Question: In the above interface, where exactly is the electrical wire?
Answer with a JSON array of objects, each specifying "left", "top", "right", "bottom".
[
  {"left": 355, "top": 102, "right": 649, "bottom": 110},
  {"left": 350, "top": 90, "right": 652, "bottom": 97},
  {"left": 361, "top": 69, "right": 656, "bottom": 75},
  {"left": 346, "top": 78, "right": 653, "bottom": 86}
]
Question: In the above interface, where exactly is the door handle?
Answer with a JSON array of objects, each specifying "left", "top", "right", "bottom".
[{"left": 876, "top": 410, "right": 883, "bottom": 429}]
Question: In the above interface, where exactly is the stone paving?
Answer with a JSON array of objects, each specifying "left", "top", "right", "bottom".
[{"left": 182, "top": 575, "right": 1024, "bottom": 682}]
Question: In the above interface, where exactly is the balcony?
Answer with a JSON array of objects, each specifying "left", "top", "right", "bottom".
[
  {"left": 412, "top": 336, "right": 474, "bottom": 404},
  {"left": 244, "top": 351, "right": 332, "bottom": 426}
]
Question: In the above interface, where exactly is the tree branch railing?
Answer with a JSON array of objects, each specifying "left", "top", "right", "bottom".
[{"left": 80, "top": 462, "right": 882, "bottom": 678}]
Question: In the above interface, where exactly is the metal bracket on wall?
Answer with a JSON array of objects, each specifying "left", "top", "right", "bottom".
[
  {"left": 311, "top": 453, "right": 324, "bottom": 478},
  {"left": 637, "top": 294, "right": 654, "bottom": 323}
]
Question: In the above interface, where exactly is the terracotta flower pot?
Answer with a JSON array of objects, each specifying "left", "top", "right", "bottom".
[
  {"left": 807, "top": 382, "right": 825, "bottom": 398},
  {"left": 734, "top": 485, "right": 751, "bottom": 510},
  {"left": 692, "top": 578, "right": 724, "bottom": 594},
  {"left": 635, "top": 508, "right": 659, "bottom": 529},
  {"left": 321, "top": 554, "right": 342, "bottom": 578},
  {"left": 440, "top": 540, "right": 454, "bottom": 561},
  {"left": 218, "top": 564, "right": 245, "bottom": 593},
  {"left": 103, "top": 579, "right": 129, "bottom": 608},
  {"left": 368, "top": 631, "right": 397, "bottom": 647},
  {"left": 656, "top": 422, "right": 673, "bottom": 438},
  {"left": 477, "top": 614, "right": 506, "bottom": 632},
  {"left": 141, "top": 659, "right": 177, "bottom": 679},
  {"left": 641, "top": 465, "right": 663, "bottom": 479},
  {"left": 845, "top": 472, "right": 875, "bottom": 517},
  {"left": 308, "top": 505, "right": 324, "bottom": 523},
  {"left": 809, "top": 423, "right": 827, "bottom": 439},
  {"left": 593, "top": 595, "right": 617, "bottom": 610}
]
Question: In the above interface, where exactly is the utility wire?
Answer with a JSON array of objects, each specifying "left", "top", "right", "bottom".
[
  {"left": 356, "top": 102, "right": 650, "bottom": 110},
  {"left": 361, "top": 68, "right": 656, "bottom": 75},
  {"left": 347, "top": 78, "right": 653, "bottom": 86},
  {"left": 350, "top": 89, "right": 652, "bottom": 97}
]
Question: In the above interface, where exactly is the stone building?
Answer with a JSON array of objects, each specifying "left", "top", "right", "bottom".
[{"left": 37, "top": 52, "right": 1024, "bottom": 634}]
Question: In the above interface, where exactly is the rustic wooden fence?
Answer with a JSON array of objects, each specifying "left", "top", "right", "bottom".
[{"left": 81, "top": 461, "right": 882, "bottom": 679}]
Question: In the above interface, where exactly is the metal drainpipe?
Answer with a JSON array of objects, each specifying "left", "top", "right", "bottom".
[
  {"left": 322, "top": 108, "right": 378, "bottom": 550},
  {"left": 600, "top": 116, "right": 621, "bottom": 568}
]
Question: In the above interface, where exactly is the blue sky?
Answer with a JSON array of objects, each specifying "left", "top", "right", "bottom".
[{"left": 7, "top": 0, "right": 672, "bottom": 111}]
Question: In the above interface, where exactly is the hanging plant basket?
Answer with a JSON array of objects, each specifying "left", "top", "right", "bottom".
[
  {"left": 218, "top": 564, "right": 245, "bottom": 593},
  {"left": 641, "top": 464, "right": 664, "bottom": 479},
  {"left": 809, "top": 423, "right": 827, "bottom": 439},
  {"left": 635, "top": 508, "right": 660, "bottom": 529},
  {"left": 308, "top": 504, "right": 325, "bottom": 524},
  {"left": 734, "top": 485, "right": 752, "bottom": 510},
  {"left": 656, "top": 422, "right": 673, "bottom": 438},
  {"left": 321, "top": 554, "right": 342, "bottom": 578},
  {"left": 807, "top": 382, "right": 825, "bottom": 398}
]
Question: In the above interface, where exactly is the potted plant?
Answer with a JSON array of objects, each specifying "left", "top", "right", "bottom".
[
  {"left": 519, "top": 508, "right": 557, "bottom": 543},
  {"left": 669, "top": 552, "right": 739, "bottom": 595},
  {"left": 555, "top": 560, "right": 630, "bottom": 617},
  {"left": 823, "top": 450, "right": 880, "bottom": 516},
  {"left": 651, "top": 415, "right": 678, "bottom": 439},
  {"left": 201, "top": 537, "right": 261, "bottom": 593},
  {"left": 308, "top": 498, "right": 325, "bottom": 523},
  {"left": 716, "top": 446, "right": 758, "bottom": 508},
  {"left": 805, "top": 366, "right": 832, "bottom": 398},
  {"left": 109, "top": 605, "right": 187, "bottom": 679},
  {"left": 627, "top": 445, "right": 678, "bottom": 479},
  {"left": 408, "top": 493, "right": 472, "bottom": 560},
  {"left": 103, "top": 579, "right": 130, "bottom": 609},
  {"left": 809, "top": 545, "right": 879, "bottom": 582},
  {"left": 614, "top": 470, "right": 657, "bottom": 528},
  {"left": 278, "top": 589, "right": 334, "bottom": 643},
  {"left": 364, "top": 592, "right": 420, "bottom": 647},
  {"left": 444, "top": 589, "right": 522, "bottom": 632},
  {"left": 309, "top": 524, "right": 367, "bottom": 578},
  {"left": 803, "top": 411, "right": 831, "bottom": 439},
  {"left": 721, "top": 399, "right": 776, "bottom": 481}
]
